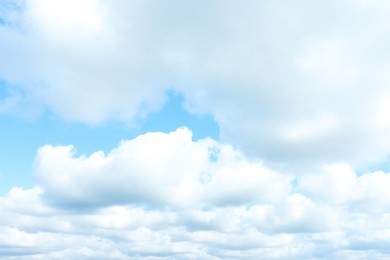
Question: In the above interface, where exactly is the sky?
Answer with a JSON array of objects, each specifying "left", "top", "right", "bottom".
[{"left": 1, "top": 0, "right": 390, "bottom": 259}]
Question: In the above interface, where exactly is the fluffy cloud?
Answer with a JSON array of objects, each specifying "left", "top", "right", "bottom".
[
  {"left": 1, "top": 1, "right": 390, "bottom": 167},
  {"left": 1, "top": 129, "right": 390, "bottom": 258},
  {"left": 299, "top": 164, "right": 390, "bottom": 211},
  {"left": 34, "top": 127, "right": 292, "bottom": 208},
  {"left": 1, "top": 0, "right": 170, "bottom": 122},
  {"left": 2, "top": 1, "right": 390, "bottom": 258}
]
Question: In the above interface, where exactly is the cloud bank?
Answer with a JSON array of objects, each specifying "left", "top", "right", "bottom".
[
  {"left": 34, "top": 128, "right": 291, "bottom": 209},
  {"left": 0, "top": 128, "right": 390, "bottom": 259},
  {"left": 1, "top": 0, "right": 390, "bottom": 258},
  {"left": 1, "top": 0, "right": 390, "bottom": 167}
]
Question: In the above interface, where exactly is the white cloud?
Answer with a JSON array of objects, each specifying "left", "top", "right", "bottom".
[
  {"left": 244, "top": 193, "right": 340, "bottom": 234},
  {"left": 1, "top": 1, "right": 390, "bottom": 167},
  {"left": 1, "top": 0, "right": 171, "bottom": 123},
  {"left": 2, "top": 0, "right": 390, "bottom": 258},
  {"left": 0, "top": 128, "right": 389, "bottom": 258},
  {"left": 34, "top": 127, "right": 291, "bottom": 209},
  {"left": 299, "top": 164, "right": 390, "bottom": 212}
]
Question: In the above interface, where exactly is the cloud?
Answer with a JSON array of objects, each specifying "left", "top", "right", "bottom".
[
  {"left": 0, "top": 128, "right": 387, "bottom": 258},
  {"left": 0, "top": 0, "right": 171, "bottom": 123},
  {"left": 2, "top": 1, "right": 390, "bottom": 258},
  {"left": 34, "top": 127, "right": 291, "bottom": 209},
  {"left": 1, "top": 130, "right": 390, "bottom": 258},
  {"left": 1, "top": 1, "right": 390, "bottom": 167},
  {"left": 299, "top": 164, "right": 390, "bottom": 212}
]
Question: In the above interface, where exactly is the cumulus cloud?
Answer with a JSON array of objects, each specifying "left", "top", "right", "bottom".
[
  {"left": 0, "top": 129, "right": 390, "bottom": 258},
  {"left": 2, "top": 0, "right": 390, "bottom": 258},
  {"left": 299, "top": 164, "right": 390, "bottom": 212},
  {"left": 1, "top": 0, "right": 170, "bottom": 123},
  {"left": 34, "top": 127, "right": 292, "bottom": 209},
  {"left": 1, "top": 0, "right": 390, "bottom": 167}
]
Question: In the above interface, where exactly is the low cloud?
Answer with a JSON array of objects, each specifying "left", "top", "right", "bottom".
[
  {"left": 1, "top": 1, "right": 390, "bottom": 167},
  {"left": 2, "top": 0, "right": 390, "bottom": 258},
  {"left": 0, "top": 128, "right": 389, "bottom": 258},
  {"left": 34, "top": 127, "right": 292, "bottom": 209}
]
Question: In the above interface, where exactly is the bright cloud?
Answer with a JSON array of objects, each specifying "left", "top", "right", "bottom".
[
  {"left": 0, "top": 129, "right": 389, "bottom": 258},
  {"left": 2, "top": 0, "right": 390, "bottom": 258},
  {"left": 34, "top": 128, "right": 292, "bottom": 209},
  {"left": 1, "top": 0, "right": 390, "bottom": 167}
]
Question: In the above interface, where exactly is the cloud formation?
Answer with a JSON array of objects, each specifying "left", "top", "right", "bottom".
[
  {"left": 2, "top": 0, "right": 390, "bottom": 258},
  {"left": 0, "top": 128, "right": 390, "bottom": 258},
  {"left": 1, "top": 0, "right": 390, "bottom": 167},
  {"left": 34, "top": 128, "right": 291, "bottom": 209}
]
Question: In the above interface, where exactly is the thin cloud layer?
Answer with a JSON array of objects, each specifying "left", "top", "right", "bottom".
[{"left": 0, "top": 128, "right": 390, "bottom": 258}]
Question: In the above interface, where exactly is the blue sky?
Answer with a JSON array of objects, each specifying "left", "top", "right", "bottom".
[
  {"left": 0, "top": 88, "right": 219, "bottom": 193},
  {"left": 2, "top": 0, "right": 390, "bottom": 259}
]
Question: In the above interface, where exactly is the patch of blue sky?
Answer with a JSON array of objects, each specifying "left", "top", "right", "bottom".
[
  {"left": 207, "top": 146, "right": 220, "bottom": 163},
  {"left": 0, "top": 90, "right": 219, "bottom": 194},
  {"left": 140, "top": 90, "right": 219, "bottom": 141},
  {"left": 356, "top": 159, "right": 390, "bottom": 176},
  {"left": 0, "top": 0, "right": 24, "bottom": 27},
  {"left": 0, "top": 2, "right": 10, "bottom": 26},
  {"left": 0, "top": 79, "right": 8, "bottom": 98}
]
